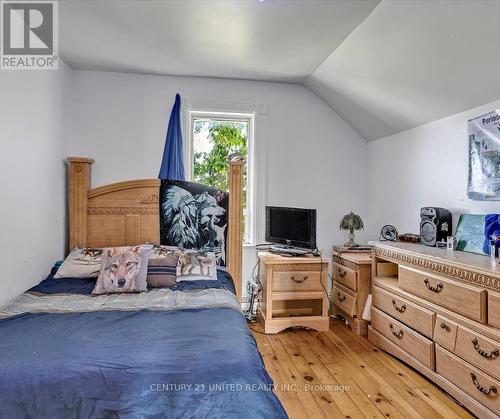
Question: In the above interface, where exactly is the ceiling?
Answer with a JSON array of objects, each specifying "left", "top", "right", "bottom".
[
  {"left": 60, "top": 0, "right": 500, "bottom": 141},
  {"left": 60, "top": 0, "right": 378, "bottom": 83},
  {"left": 306, "top": 0, "right": 500, "bottom": 140}
]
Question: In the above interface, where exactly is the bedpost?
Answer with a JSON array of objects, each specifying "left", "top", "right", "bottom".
[
  {"left": 67, "top": 157, "right": 95, "bottom": 253},
  {"left": 227, "top": 156, "right": 245, "bottom": 303}
]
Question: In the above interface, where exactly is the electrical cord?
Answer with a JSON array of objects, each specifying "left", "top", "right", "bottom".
[
  {"left": 244, "top": 259, "right": 261, "bottom": 321},
  {"left": 316, "top": 250, "right": 333, "bottom": 313}
]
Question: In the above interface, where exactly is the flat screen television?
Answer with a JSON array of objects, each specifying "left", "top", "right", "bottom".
[{"left": 265, "top": 206, "right": 317, "bottom": 250}]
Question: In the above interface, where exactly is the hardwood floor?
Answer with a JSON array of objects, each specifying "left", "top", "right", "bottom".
[{"left": 251, "top": 318, "right": 474, "bottom": 419}]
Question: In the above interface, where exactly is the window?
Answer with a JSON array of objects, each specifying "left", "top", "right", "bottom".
[{"left": 187, "top": 111, "right": 254, "bottom": 245}]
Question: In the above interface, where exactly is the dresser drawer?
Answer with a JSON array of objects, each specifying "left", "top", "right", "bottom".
[
  {"left": 399, "top": 266, "right": 487, "bottom": 323},
  {"left": 433, "top": 315, "right": 458, "bottom": 352},
  {"left": 489, "top": 291, "right": 500, "bottom": 329},
  {"left": 436, "top": 346, "right": 500, "bottom": 416},
  {"left": 332, "top": 284, "right": 356, "bottom": 317},
  {"left": 371, "top": 307, "right": 435, "bottom": 369},
  {"left": 454, "top": 326, "right": 500, "bottom": 381},
  {"left": 272, "top": 271, "right": 322, "bottom": 292},
  {"left": 372, "top": 286, "right": 435, "bottom": 338},
  {"left": 333, "top": 262, "right": 357, "bottom": 291}
]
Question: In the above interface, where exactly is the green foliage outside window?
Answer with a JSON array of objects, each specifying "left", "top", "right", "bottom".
[{"left": 193, "top": 124, "right": 248, "bottom": 208}]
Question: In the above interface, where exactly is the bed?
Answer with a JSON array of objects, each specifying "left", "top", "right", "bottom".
[{"left": 0, "top": 157, "right": 287, "bottom": 419}]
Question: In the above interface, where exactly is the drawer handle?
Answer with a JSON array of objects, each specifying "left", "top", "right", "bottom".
[
  {"left": 424, "top": 278, "right": 443, "bottom": 293},
  {"left": 472, "top": 338, "right": 500, "bottom": 359},
  {"left": 391, "top": 299, "right": 406, "bottom": 313},
  {"left": 470, "top": 372, "right": 498, "bottom": 395},
  {"left": 290, "top": 275, "right": 307, "bottom": 283},
  {"left": 440, "top": 322, "right": 450, "bottom": 332},
  {"left": 337, "top": 293, "right": 346, "bottom": 302},
  {"left": 389, "top": 324, "right": 404, "bottom": 339},
  {"left": 338, "top": 270, "right": 347, "bottom": 278}
]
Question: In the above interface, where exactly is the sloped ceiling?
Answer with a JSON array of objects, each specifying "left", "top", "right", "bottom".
[
  {"left": 60, "top": 0, "right": 379, "bottom": 82},
  {"left": 60, "top": 0, "right": 500, "bottom": 142},
  {"left": 306, "top": 0, "right": 500, "bottom": 141}
]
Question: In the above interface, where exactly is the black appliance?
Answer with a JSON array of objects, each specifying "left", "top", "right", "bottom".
[
  {"left": 265, "top": 206, "right": 316, "bottom": 250},
  {"left": 420, "top": 207, "right": 452, "bottom": 247}
]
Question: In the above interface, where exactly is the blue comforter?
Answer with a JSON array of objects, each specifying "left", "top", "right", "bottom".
[{"left": 0, "top": 268, "right": 287, "bottom": 419}]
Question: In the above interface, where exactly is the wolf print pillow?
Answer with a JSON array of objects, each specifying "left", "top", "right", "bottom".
[
  {"left": 92, "top": 245, "right": 153, "bottom": 295},
  {"left": 54, "top": 247, "right": 103, "bottom": 279},
  {"left": 159, "top": 180, "right": 228, "bottom": 266},
  {"left": 176, "top": 250, "right": 218, "bottom": 281}
]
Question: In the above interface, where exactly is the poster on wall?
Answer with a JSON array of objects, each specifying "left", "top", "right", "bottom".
[{"left": 467, "top": 110, "right": 500, "bottom": 200}]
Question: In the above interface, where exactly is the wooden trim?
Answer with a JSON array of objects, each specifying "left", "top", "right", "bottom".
[
  {"left": 372, "top": 242, "right": 500, "bottom": 291},
  {"left": 227, "top": 160, "right": 245, "bottom": 302},
  {"left": 88, "top": 179, "right": 161, "bottom": 199},
  {"left": 67, "top": 157, "right": 94, "bottom": 251},
  {"left": 66, "top": 157, "right": 244, "bottom": 303}
]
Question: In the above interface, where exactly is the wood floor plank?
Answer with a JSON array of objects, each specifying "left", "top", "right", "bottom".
[
  {"left": 365, "top": 343, "right": 475, "bottom": 417},
  {"left": 307, "top": 332, "right": 408, "bottom": 419},
  {"left": 413, "top": 388, "right": 474, "bottom": 419},
  {"left": 296, "top": 333, "right": 386, "bottom": 419},
  {"left": 252, "top": 319, "right": 473, "bottom": 419},
  {"left": 252, "top": 332, "right": 309, "bottom": 418},
  {"left": 300, "top": 332, "right": 404, "bottom": 419},
  {"left": 279, "top": 332, "right": 365, "bottom": 419},
  {"left": 266, "top": 333, "right": 329, "bottom": 418},
  {"left": 323, "top": 327, "right": 443, "bottom": 419}
]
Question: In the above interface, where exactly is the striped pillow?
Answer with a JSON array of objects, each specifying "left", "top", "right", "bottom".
[{"left": 147, "top": 253, "right": 178, "bottom": 288}]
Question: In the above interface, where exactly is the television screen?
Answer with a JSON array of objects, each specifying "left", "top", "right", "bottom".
[{"left": 265, "top": 206, "right": 316, "bottom": 249}]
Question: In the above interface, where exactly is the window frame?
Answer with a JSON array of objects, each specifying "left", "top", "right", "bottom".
[{"left": 185, "top": 110, "right": 255, "bottom": 246}]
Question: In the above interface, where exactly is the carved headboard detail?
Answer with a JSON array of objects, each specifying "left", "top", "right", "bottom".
[{"left": 66, "top": 157, "right": 244, "bottom": 302}]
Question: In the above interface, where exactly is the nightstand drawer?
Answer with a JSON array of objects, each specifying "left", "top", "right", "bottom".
[
  {"left": 332, "top": 284, "right": 356, "bottom": 317},
  {"left": 333, "top": 262, "right": 357, "bottom": 291},
  {"left": 272, "top": 271, "right": 322, "bottom": 292}
]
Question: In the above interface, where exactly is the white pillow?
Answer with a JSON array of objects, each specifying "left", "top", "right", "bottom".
[
  {"left": 176, "top": 250, "right": 218, "bottom": 281},
  {"left": 54, "top": 247, "right": 102, "bottom": 279}
]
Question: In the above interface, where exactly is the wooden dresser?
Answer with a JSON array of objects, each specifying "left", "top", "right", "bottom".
[
  {"left": 258, "top": 252, "right": 330, "bottom": 334},
  {"left": 331, "top": 250, "right": 372, "bottom": 335},
  {"left": 369, "top": 241, "right": 500, "bottom": 418}
]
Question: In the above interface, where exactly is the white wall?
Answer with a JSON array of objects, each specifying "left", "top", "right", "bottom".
[
  {"left": 367, "top": 99, "right": 500, "bottom": 240},
  {"left": 69, "top": 70, "right": 370, "bottom": 297},
  {"left": 0, "top": 61, "right": 73, "bottom": 307}
]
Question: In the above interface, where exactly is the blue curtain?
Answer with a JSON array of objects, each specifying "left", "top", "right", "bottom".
[{"left": 158, "top": 93, "right": 186, "bottom": 180}]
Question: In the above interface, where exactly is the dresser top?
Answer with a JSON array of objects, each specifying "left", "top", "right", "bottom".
[
  {"left": 258, "top": 252, "right": 330, "bottom": 265},
  {"left": 332, "top": 250, "right": 372, "bottom": 265},
  {"left": 370, "top": 241, "right": 500, "bottom": 286}
]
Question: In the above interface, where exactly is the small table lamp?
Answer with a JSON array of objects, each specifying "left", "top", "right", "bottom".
[{"left": 340, "top": 212, "right": 364, "bottom": 247}]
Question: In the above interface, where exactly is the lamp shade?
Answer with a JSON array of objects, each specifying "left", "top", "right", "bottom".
[{"left": 339, "top": 212, "right": 364, "bottom": 231}]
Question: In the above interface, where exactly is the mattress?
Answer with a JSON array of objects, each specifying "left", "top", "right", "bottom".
[{"left": 0, "top": 267, "right": 287, "bottom": 419}]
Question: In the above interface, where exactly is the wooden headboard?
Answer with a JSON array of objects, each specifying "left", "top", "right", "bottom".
[{"left": 66, "top": 157, "right": 245, "bottom": 302}]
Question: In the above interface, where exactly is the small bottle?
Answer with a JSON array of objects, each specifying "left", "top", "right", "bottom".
[
  {"left": 490, "top": 240, "right": 498, "bottom": 260},
  {"left": 446, "top": 236, "right": 454, "bottom": 252}
]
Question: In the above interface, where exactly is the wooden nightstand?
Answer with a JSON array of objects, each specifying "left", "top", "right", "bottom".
[
  {"left": 331, "top": 250, "right": 372, "bottom": 335},
  {"left": 258, "top": 252, "right": 330, "bottom": 334}
]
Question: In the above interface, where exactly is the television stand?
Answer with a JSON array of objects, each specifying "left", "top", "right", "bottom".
[
  {"left": 258, "top": 252, "right": 330, "bottom": 333},
  {"left": 269, "top": 244, "right": 311, "bottom": 256}
]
